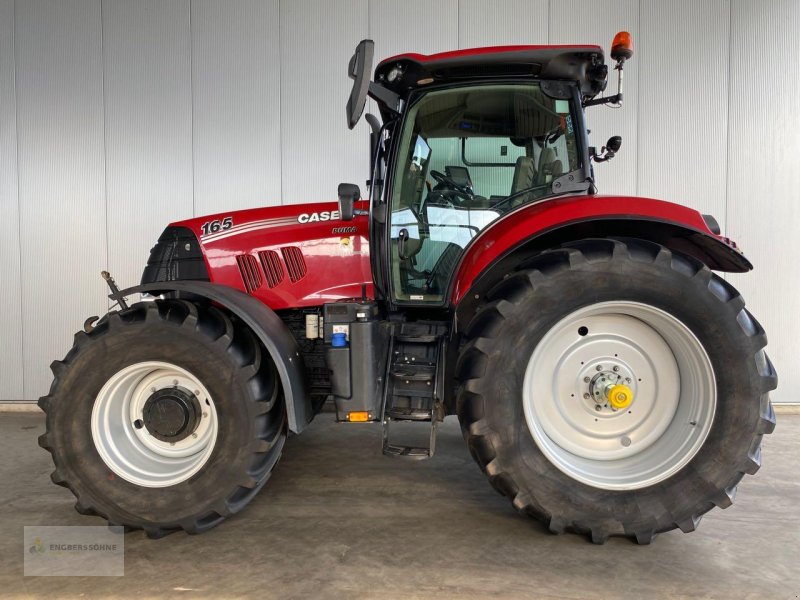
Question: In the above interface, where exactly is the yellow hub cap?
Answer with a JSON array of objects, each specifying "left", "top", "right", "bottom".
[{"left": 607, "top": 384, "right": 634, "bottom": 409}]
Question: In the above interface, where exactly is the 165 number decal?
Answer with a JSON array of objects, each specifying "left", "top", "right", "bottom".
[{"left": 200, "top": 216, "right": 233, "bottom": 236}]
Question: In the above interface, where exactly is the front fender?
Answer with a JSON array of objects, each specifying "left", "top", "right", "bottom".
[
  {"left": 450, "top": 195, "right": 751, "bottom": 307},
  {"left": 113, "top": 281, "right": 311, "bottom": 434}
]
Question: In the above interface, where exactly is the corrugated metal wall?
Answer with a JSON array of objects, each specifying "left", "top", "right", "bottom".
[{"left": 0, "top": 0, "right": 797, "bottom": 402}]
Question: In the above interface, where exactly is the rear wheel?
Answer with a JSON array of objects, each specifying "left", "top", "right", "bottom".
[
  {"left": 39, "top": 299, "right": 286, "bottom": 537},
  {"left": 456, "top": 238, "right": 777, "bottom": 543}
]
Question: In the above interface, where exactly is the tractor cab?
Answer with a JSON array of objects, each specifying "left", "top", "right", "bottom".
[
  {"left": 342, "top": 40, "right": 627, "bottom": 306},
  {"left": 385, "top": 81, "right": 586, "bottom": 303}
]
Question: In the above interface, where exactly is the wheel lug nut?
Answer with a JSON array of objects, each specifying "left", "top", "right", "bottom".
[
  {"left": 594, "top": 404, "right": 602, "bottom": 411},
  {"left": 583, "top": 376, "right": 590, "bottom": 383},
  {"left": 613, "top": 366, "right": 619, "bottom": 372},
  {"left": 596, "top": 365, "right": 603, "bottom": 371},
  {"left": 583, "top": 393, "right": 590, "bottom": 399}
]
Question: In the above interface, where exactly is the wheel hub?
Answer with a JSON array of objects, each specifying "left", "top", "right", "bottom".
[
  {"left": 586, "top": 366, "right": 636, "bottom": 413},
  {"left": 142, "top": 387, "right": 202, "bottom": 442}
]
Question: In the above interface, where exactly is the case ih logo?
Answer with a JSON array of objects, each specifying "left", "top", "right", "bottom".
[{"left": 297, "top": 211, "right": 340, "bottom": 223}]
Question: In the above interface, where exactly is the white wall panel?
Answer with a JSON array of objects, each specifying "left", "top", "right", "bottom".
[
  {"left": 637, "top": 0, "right": 729, "bottom": 222},
  {"left": 193, "top": 0, "right": 282, "bottom": 215},
  {"left": 458, "top": 0, "right": 548, "bottom": 48},
  {"left": 369, "top": 0, "right": 458, "bottom": 62},
  {"left": 1, "top": 1, "right": 798, "bottom": 402},
  {"left": 103, "top": 0, "right": 193, "bottom": 291},
  {"left": 15, "top": 0, "right": 108, "bottom": 398},
  {"left": 279, "top": 0, "right": 369, "bottom": 205},
  {"left": 0, "top": 0, "right": 24, "bottom": 399},
  {"left": 367, "top": 0, "right": 459, "bottom": 147},
  {"left": 726, "top": 0, "right": 800, "bottom": 404},
  {"left": 551, "top": 0, "right": 639, "bottom": 196}
]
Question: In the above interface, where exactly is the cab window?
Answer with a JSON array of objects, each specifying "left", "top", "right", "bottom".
[{"left": 389, "top": 83, "right": 581, "bottom": 302}]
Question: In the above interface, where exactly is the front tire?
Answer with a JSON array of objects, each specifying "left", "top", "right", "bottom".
[
  {"left": 456, "top": 238, "right": 777, "bottom": 544},
  {"left": 38, "top": 299, "right": 286, "bottom": 537}
]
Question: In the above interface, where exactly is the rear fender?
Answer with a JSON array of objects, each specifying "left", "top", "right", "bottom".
[
  {"left": 113, "top": 281, "right": 311, "bottom": 434},
  {"left": 451, "top": 195, "right": 752, "bottom": 327}
]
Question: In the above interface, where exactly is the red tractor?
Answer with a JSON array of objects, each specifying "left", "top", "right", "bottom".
[{"left": 39, "top": 34, "right": 776, "bottom": 544}]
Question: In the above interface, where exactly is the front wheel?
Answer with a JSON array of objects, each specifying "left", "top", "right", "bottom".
[
  {"left": 456, "top": 238, "right": 777, "bottom": 544},
  {"left": 39, "top": 299, "right": 286, "bottom": 537}
]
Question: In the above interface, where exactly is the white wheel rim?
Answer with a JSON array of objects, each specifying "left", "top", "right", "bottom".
[
  {"left": 91, "top": 361, "right": 218, "bottom": 488},
  {"left": 523, "top": 301, "right": 716, "bottom": 491}
]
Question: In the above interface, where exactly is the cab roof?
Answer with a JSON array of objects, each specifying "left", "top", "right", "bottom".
[{"left": 374, "top": 44, "right": 606, "bottom": 98}]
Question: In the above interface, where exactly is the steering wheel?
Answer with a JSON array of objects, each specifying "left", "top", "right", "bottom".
[
  {"left": 428, "top": 169, "right": 475, "bottom": 208},
  {"left": 430, "top": 170, "right": 472, "bottom": 195}
]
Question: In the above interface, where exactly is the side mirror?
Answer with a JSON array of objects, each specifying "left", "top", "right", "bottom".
[
  {"left": 592, "top": 136, "right": 622, "bottom": 163},
  {"left": 606, "top": 135, "right": 622, "bottom": 153},
  {"left": 338, "top": 183, "right": 361, "bottom": 221},
  {"left": 346, "top": 40, "right": 374, "bottom": 130}
]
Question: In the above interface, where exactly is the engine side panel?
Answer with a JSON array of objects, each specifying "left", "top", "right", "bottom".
[
  {"left": 171, "top": 201, "right": 373, "bottom": 309},
  {"left": 449, "top": 194, "right": 750, "bottom": 305}
]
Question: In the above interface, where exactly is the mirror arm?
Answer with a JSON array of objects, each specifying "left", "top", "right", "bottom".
[
  {"left": 583, "top": 58, "right": 626, "bottom": 107},
  {"left": 591, "top": 147, "right": 615, "bottom": 162},
  {"left": 365, "top": 113, "right": 381, "bottom": 138},
  {"left": 368, "top": 82, "right": 401, "bottom": 115},
  {"left": 365, "top": 113, "right": 381, "bottom": 187}
]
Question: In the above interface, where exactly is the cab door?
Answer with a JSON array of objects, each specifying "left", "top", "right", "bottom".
[{"left": 384, "top": 83, "right": 582, "bottom": 306}]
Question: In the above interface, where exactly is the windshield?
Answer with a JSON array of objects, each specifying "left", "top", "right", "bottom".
[{"left": 389, "top": 83, "right": 581, "bottom": 302}]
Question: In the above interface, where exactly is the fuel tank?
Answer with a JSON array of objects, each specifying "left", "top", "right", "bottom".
[{"left": 167, "top": 201, "right": 373, "bottom": 310}]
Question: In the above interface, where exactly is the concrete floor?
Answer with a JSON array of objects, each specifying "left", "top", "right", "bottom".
[{"left": 0, "top": 412, "right": 797, "bottom": 600}]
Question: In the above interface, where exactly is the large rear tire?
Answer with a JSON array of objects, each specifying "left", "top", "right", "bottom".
[
  {"left": 38, "top": 299, "right": 286, "bottom": 537},
  {"left": 456, "top": 238, "right": 777, "bottom": 544}
]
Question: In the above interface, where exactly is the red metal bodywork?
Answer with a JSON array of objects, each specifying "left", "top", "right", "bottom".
[
  {"left": 173, "top": 201, "right": 373, "bottom": 310},
  {"left": 377, "top": 44, "right": 602, "bottom": 67},
  {"left": 170, "top": 194, "right": 741, "bottom": 312},
  {"left": 448, "top": 195, "right": 734, "bottom": 304}
]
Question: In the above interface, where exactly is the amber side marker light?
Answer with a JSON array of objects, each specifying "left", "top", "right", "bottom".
[
  {"left": 348, "top": 411, "right": 371, "bottom": 422},
  {"left": 611, "top": 31, "right": 634, "bottom": 62}
]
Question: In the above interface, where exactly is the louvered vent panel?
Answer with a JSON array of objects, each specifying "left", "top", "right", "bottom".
[
  {"left": 236, "top": 254, "right": 262, "bottom": 293},
  {"left": 258, "top": 250, "right": 284, "bottom": 288},
  {"left": 281, "top": 246, "right": 307, "bottom": 283}
]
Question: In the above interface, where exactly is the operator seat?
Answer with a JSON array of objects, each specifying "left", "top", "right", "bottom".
[
  {"left": 511, "top": 156, "right": 536, "bottom": 194},
  {"left": 535, "top": 147, "right": 563, "bottom": 186},
  {"left": 505, "top": 155, "right": 538, "bottom": 208}
]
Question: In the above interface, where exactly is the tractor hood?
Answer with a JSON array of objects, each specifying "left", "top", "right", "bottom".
[{"left": 143, "top": 201, "right": 373, "bottom": 310}]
